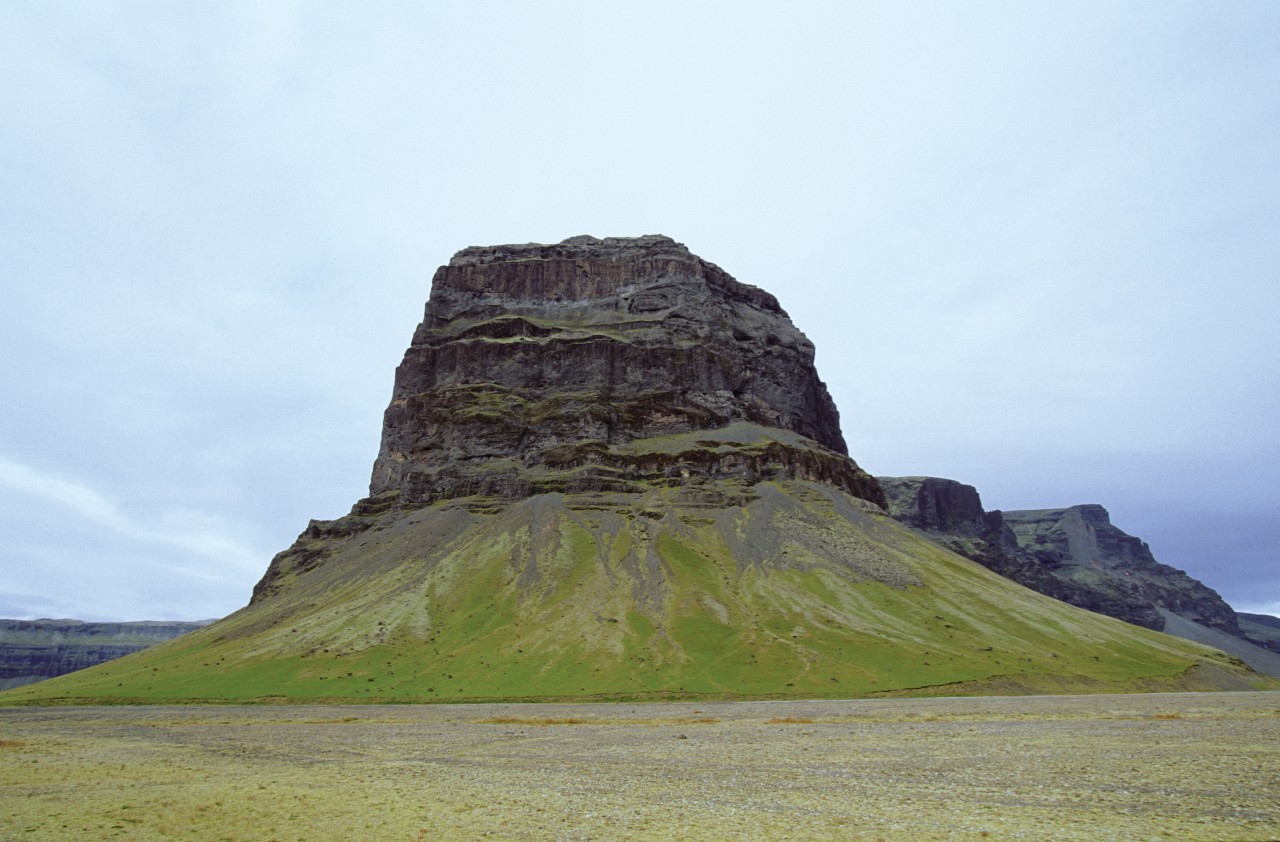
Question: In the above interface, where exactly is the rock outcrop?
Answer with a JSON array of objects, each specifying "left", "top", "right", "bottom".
[
  {"left": 0, "top": 618, "right": 210, "bottom": 690},
  {"left": 369, "top": 235, "right": 874, "bottom": 507},
  {"left": 878, "top": 475, "right": 1279, "bottom": 676},
  {"left": 1239, "top": 613, "right": 1280, "bottom": 653},
  {"left": 877, "top": 477, "right": 1153, "bottom": 626},
  {"left": 1000, "top": 505, "right": 1240, "bottom": 633}
]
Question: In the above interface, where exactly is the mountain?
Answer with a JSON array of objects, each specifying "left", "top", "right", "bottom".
[
  {"left": 0, "top": 619, "right": 211, "bottom": 690},
  {"left": 1239, "top": 613, "right": 1280, "bottom": 653},
  {"left": 878, "top": 476, "right": 1280, "bottom": 676},
  {"left": 3, "top": 236, "right": 1268, "bottom": 705}
]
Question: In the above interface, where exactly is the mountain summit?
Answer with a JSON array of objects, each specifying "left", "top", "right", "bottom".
[
  {"left": 368, "top": 234, "right": 871, "bottom": 506},
  {"left": 3, "top": 236, "right": 1265, "bottom": 704}
]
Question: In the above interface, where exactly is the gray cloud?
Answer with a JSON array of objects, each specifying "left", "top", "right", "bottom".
[{"left": 0, "top": 456, "right": 259, "bottom": 575}]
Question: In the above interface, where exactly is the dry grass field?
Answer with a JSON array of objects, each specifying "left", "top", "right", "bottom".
[{"left": 2, "top": 692, "right": 1278, "bottom": 840}]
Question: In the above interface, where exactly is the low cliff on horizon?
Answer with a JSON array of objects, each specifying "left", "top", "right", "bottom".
[
  {"left": 1239, "top": 612, "right": 1280, "bottom": 652},
  {"left": 0, "top": 618, "right": 213, "bottom": 689},
  {"left": 878, "top": 475, "right": 1280, "bottom": 676}
]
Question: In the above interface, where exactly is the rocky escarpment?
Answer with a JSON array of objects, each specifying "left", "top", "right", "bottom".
[
  {"left": 0, "top": 619, "right": 210, "bottom": 689},
  {"left": 877, "top": 477, "right": 1156, "bottom": 627},
  {"left": 1000, "top": 505, "right": 1241, "bottom": 634},
  {"left": 254, "top": 236, "right": 883, "bottom": 602},
  {"left": 878, "top": 476, "right": 1279, "bottom": 675},
  {"left": 369, "top": 235, "right": 875, "bottom": 506},
  {"left": 1239, "top": 613, "right": 1280, "bottom": 653}
]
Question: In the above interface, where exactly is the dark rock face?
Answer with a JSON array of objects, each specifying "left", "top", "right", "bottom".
[
  {"left": 877, "top": 477, "right": 1156, "bottom": 627},
  {"left": 369, "top": 235, "right": 874, "bottom": 506},
  {"left": 1239, "top": 613, "right": 1280, "bottom": 653},
  {"left": 878, "top": 476, "right": 988, "bottom": 535},
  {"left": 0, "top": 619, "right": 210, "bottom": 689},
  {"left": 878, "top": 476, "right": 1251, "bottom": 641},
  {"left": 1001, "top": 506, "right": 1241, "bottom": 634},
  {"left": 254, "top": 235, "right": 883, "bottom": 604}
]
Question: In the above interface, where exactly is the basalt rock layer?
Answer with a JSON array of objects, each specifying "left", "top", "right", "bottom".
[
  {"left": 367, "top": 235, "right": 877, "bottom": 510},
  {"left": 4, "top": 237, "right": 1269, "bottom": 705}
]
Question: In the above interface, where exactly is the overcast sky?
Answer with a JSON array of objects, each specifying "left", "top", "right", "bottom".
[{"left": 2, "top": 2, "right": 1277, "bottom": 622}]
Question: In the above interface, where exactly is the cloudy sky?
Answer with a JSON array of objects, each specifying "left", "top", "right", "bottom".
[{"left": 2, "top": 2, "right": 1277, "bottom": 621}]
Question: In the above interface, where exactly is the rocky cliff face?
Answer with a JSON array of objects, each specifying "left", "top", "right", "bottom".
[
  {"left": 877, "top": 476, "right": 989, "bottom": 535},
  {"left": 0, "top": 619, "right": 210, "bottom": 689},
  {"left": 877, "top": 477, "right": 1157, "bottom": 627},
  {"left": 877, "top": 476, "right": 1277, "bottom": 674},
  {"left": 369, "top": 235, "right": 871, "bottom": 505},
  {"left": 1239, "top": 613, "right": 1280, "bottom": 653},
  {"left": 1000, "top": 505, "right": 1241, "bottom": 634}
]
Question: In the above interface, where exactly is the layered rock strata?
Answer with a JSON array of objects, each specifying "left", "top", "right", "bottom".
[
  {"left": 1001, "top": 505, "right": 1240, "bottom": 633},
  {"left": 367, "top": 235, "right": 877, "bottom": 508},
  {"left": 0, "top": 619, "right": 210, "bottom": 690}
]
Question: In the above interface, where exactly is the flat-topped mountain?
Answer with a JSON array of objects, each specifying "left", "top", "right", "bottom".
[
  {"left": 252, "top": 234, "right": 881, "bottom": 604},
  {"left": 4, "top": 237, "right": 1268, "bottom": 705},
  {"left": 366, "top": 234, "right": 871, "bottom": 509}
]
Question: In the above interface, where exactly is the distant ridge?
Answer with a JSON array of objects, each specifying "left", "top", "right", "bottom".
[
  {"left": 1238, "top": 612, "right": 1280, "bottom": 653},
  {"left": 0, "top": 618, "right": 213, "bottom": 690},
  {"left": 878, "top": 475, "right": 1280, "bottom": 676}
]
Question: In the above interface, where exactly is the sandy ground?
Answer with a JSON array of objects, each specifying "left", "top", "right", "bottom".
[{"left": 1, "top": 691, "right": 1278, "bottom": 841}]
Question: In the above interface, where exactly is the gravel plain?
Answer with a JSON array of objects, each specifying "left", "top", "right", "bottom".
[{"left": 2, "top": 691, "right": 1278, "bottom": 840}]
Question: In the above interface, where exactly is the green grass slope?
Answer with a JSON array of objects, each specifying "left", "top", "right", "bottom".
[{"left": 2, "top": 481, "right": 1267, "bottom": 705}]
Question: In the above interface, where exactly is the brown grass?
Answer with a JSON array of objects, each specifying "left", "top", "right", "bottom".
[
  {"left": 2, "top": 694, "right": 1276, "bottom": 841},
  {"left": 477, "top": 715, "right": 719, "bottom": 726},
  {"left": 477, "top": 716, "right": 590, "bottom": 726}
]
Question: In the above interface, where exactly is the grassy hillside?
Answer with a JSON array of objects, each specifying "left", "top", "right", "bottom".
[{"left": 2, "top": 481, "right": 1267, "bottom": 705}]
